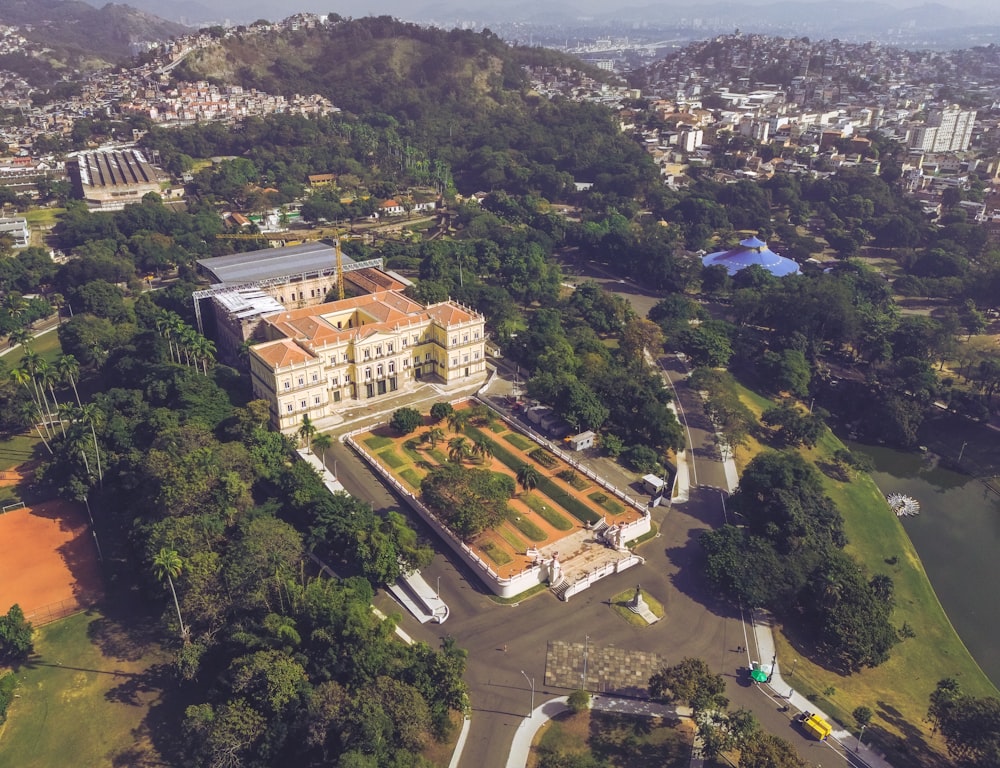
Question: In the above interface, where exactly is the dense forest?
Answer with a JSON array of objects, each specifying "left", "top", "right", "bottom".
[
  {"left": 3, "top": 17, "right": 1000, "bottom": 767},
  {"left": 17, "top": 296, "right": 467, "bottom": 766}
]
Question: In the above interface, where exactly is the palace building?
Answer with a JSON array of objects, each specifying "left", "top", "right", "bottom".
[{"left": 248, "top": 290, "right": 487, "bottom": 433}]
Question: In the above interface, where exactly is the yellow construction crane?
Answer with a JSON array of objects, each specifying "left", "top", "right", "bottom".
[{"left": 335, "top": 238, "right": 345, "bottom": 300}]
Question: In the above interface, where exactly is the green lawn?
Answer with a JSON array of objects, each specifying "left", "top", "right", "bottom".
[
  {"left": 533, "top": 710, "right": 691, "bottom": 768},
  {"left": 588, "top": 490, "right": 625, "bottom": 516},
  {"left": 503, "top": 432, "right": 534, "bottom": 451},
  {"left": 0, "top": 432, "right": 41, "bottom": 472},
  {"left": 363, "top": 434, "right": 394, "bottom": 450},
  {"left": 498, "top": 526, "right": 528, "bottom": 553},
  {"left": 0, "top": 606, "right": 173, "bottom": 768},
  {"left": 378, "top": 448, "right": 405, "bottom": 469},
  {"left": 22, "top": 208, "right": 65, "bottom": 228},
  {"left": 506, "top": 510, "right": 546, "bottom": 542},
  {"left": 610, "top": 588, "right": 666, "bottom": 627},
  {"left": 3, "top": 328, "right": 62, "bottom": 368},
  {"left": 521, "top": 493, "right": 573, "bottom": 531},
  {"left": 480, "top": 541, "right": 512, "bottom": 566},
  {"left": 399, "top": 468, "right": 422, "bottom": 488},
  {"left": 536, "top": 476, "right": 600, "bottom": 524}
]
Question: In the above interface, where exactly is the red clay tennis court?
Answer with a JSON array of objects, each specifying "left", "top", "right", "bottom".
[{"left": 0, "top": 470, "right": 103, "bottom": 624}]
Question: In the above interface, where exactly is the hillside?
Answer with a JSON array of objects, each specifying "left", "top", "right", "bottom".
[
  {"left": 0, "top": 0, "right": 189, "bottom": 63},
  {"left": 177, "top": 17, "right": 605, "bottom": 122}
]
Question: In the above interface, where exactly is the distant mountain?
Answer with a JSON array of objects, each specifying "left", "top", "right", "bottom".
[{"left": 0, "top": 0, "right": 190, "bottom": 62}]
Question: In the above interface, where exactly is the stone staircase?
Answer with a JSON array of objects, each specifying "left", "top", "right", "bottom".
[{"left": 550, "top": 577, "right": 572, "bottom": 601}]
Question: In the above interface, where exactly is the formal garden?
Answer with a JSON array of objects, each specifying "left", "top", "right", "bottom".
[{"left": 356, "top": 400, "right": 646, "bottom": 579}]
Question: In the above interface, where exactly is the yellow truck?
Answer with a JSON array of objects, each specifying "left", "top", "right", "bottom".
[{"left": 798, "top": 712, "right": 832, "bottom": 741}]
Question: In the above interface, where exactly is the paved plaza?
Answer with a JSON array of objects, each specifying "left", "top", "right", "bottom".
[{"left": 545, "top": 640, "right": 667, "bottom": 697}]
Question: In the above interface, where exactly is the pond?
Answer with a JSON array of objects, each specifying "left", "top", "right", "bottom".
[{"left": 850, "top": 440, "right": 1000, "bottom": 687}]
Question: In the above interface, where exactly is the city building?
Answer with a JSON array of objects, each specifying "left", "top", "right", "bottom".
[
  {"left": 0, "top": 216, "right": 29, "bottom": 248},
  {"left": 192, "top": 240, "right": 388, "bottom": 362},
  {"left": 248, "top": 290, "right": 487, "bottom": 433},
  {"left": 910, "top": 106, "right": 977, "bottom": 153},
  {"left": 69, "top": 149, "right": 161, "bottom": 209}
]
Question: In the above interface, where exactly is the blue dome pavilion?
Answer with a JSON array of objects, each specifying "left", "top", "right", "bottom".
[{"left": 701, "top": 236, "right": 800, "bottom": 277}]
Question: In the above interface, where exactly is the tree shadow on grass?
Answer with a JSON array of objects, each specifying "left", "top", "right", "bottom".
[
  {"left": 870, "top": 700, "right": 941, "bottom": 768},
  {"left": 87, "top": 594, "right": 163, "bottom": 663},
  {"left": 588, "top": 711, "right": 687, "bottom": 767},
  {"left": 105, "top": 662, "right": 173, "bottom": 706}
]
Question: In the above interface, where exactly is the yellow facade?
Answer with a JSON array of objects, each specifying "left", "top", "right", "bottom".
[{"left": 249, "top": 290, "right": 487, "bottom": 432}]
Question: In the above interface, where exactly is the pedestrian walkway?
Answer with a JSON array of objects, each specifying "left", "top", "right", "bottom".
[
  {"left": 695, "top": 382, "right": 895, "bottom": 768},
  {"left": 748, "top": 610, "right": 894, "bottom": 768}
]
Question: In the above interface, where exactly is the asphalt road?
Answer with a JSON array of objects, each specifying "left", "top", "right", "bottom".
[{"left": 320, "top": 266, "right": 858, "bottom": 767}]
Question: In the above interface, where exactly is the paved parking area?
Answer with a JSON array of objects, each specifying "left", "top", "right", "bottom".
[{"left": 545, "top": 640, "right": 667, "bottom": 697}]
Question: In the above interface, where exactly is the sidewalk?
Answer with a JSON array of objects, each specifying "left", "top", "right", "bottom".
[
  {"left": 749, "top": 610, "right": 894, "bottom": 768},
  {"left": 504, "top": 696, "right": 691, "bottom": 768}
]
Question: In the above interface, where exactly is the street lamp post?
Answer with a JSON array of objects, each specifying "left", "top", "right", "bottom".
[
  {"left": 582, "top": 635, "right": 590, "bottom": 690},
  {"left": 857, "top": 724, "right": 867, "bottom": 752},
  {"left": 333, "top": 458, "right": 338, "bottom": 479},
  {"left": 436, "top": 575, "right": 441, "bottom": 600},
  {"left": 521, "top": 670, "right": 534, "bottom": 717}
]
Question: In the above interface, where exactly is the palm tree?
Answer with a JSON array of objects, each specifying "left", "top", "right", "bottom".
[
  {"left": 155, "top": 312, "right": 175, "bottom": 363},
  {"left": 21, "top": 400, "right": 51, "bottom": 454},
  {"left": 312, "top": 433, "right": 333, "bottom": 467},
  {"left": 11, "top": 362, "right": 52, "bottom": 440},
  {"left": 20, "top": 350, "right": 49, "bottom": 425},
  {"left": 37, "top": 360, "right": 65, "bottom": 437},
  {"left": 517, "top": 463, "right": 540, "bottom": 493},
  {"left": 422, "top": 426, "right": 445, "bottom": 448},
  {"left": 152, "top": 548, "right": 187, "bottom": 640},
  {"left": 7, "top": 326, "right": 30, "bottom": 350},
  {"left": 168, "top": 313, "right": 187, "bottom": 365},
  {"left": 448, "top": 436, "right": 470, "bottom": 463},
  {"left": 298, "top": 414, "right": 317, "bottom": 452},
  {"left": 192, "top": 335, "right": 216, "bottom": 376},
  {"left": 447, "top": 411, "right": 468, "bottom": 434},
  {"left": 78, "top": 402, "right": 104, "bottom": 487},
  {"left": 472, "top": 436, "right": 493, "bottom": 464},
  {"left": 56, "top": 354, "right": 82, "bottom": 407},
  {"left": 178, "top": 326, "right": 198, "bottom": 368}
]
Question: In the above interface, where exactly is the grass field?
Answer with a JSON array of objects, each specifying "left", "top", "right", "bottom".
[
  {"left": 0, "top": 434, "right": 39, "bottom": 473},
  {"left": 529, "top": 709, "right": 694, "bottom": 768},
  {"left": 480, "top": 541, "right": 512, "bottom": 566},
  {"left": 22, "top": 208, "right": 65, "bottom": 228},
  {"left": 3, "top": 328, "right": 62, "bottom": 369},
  {"left": 724, "top": 377, "right": 999, "bottom": 765},
  {"left": 503, "top": 432, "right": 534, "bottom": 451},
  {"left": 499, "top": 526, "right": 528, "bottom": 553},
  {"left": 610, "top": 588, "right": 665, "bottom": 627},
  {"left": 364, "top": 434, "right": 394, "bottom": 451},
  {"left": 506, "top": 510, "right": 546, "bottom": 542},
  {"left": 378, "top": 448, "right": 405, "bottom": 469},
  {"left": 0, "top": 606, "right": 173, "bottom": 768},
  {"left": 588, "top": 490, "right": 625, "bottom": 516},
  {"left": 399, "top": 468, "right": 422, "bottom": 489},
  {"left": 521, "top": 493, "right": 573, "bottom": 531}
]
